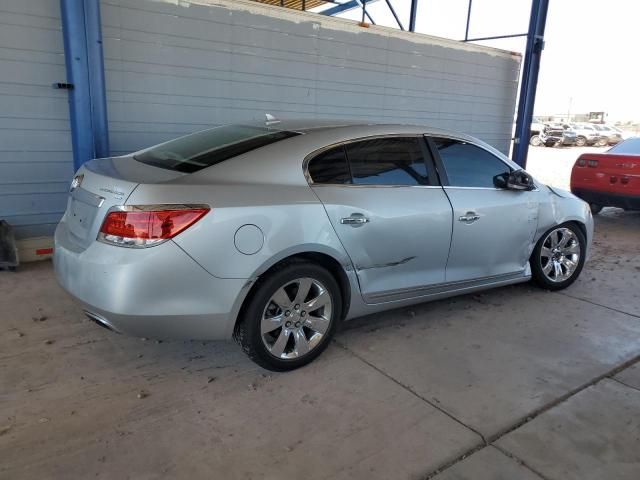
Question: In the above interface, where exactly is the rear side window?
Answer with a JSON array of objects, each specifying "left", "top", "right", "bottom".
[
  {"left": 345, "top": 137, "right": 430, "bottom": 186},
  {"left": 135, "top": 125, "right": 300, "bottom": 173},
  {"left": 307, "top": 146, "right": 351, "bottom": 184},
  {"left": 431, "top": 137, "right": 510, "bottom": 188}
]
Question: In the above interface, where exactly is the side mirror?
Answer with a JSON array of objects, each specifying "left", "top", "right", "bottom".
[{"left": 506, "top": 170, "right": 535, "bottom": 191}]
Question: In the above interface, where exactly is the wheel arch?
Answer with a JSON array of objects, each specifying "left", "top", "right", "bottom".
[{"left": 233, "top": 247, "right": 354, "bottom": 334}]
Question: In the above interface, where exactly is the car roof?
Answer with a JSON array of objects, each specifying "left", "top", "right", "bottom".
[
  {"left": 264, "top": 119, "right": 481, "bottom": 143},
  {"left": 183, "top": 119, "right": 521, "bottom": 187}
]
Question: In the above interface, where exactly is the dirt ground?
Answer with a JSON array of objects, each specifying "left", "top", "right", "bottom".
[{"left": 1, "top": 148, "right": 639, "bottom": 479}]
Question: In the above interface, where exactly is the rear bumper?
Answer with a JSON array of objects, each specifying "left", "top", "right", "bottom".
[
  {"left": 571, "top": 188, "right": 640, "bottom": 210},
  {"left": 53, "top": 221, "right": 249, "bottom": 340}
]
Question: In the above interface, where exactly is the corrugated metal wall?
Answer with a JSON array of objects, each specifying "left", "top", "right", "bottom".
[
  {"left": 101, "top": 0, "right": 520, "bottom": 158},
  {"left": 1, "top": 0, "right": 520, "bottom": 241},
  {"left": 0, "top": 0, "right": 74, "bottom": 240}
]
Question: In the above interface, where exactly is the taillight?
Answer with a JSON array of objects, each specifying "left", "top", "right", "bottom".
[
  {"left": 98, "top": 205, "right": 209, "bottom": 248},
  {"left": 577, "top": 159, "right": 587, "bottom": 167},
  {"left": 588, "top": 160, "right": 599, "bottom": 168}
]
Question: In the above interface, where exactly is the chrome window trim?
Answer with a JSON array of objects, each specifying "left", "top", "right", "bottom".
[
  {"left": 311, "top": 184, "right": 445, "bottom": 189},
  {"left": 303, "top": 133, "right": 431, "bottom": 187}
]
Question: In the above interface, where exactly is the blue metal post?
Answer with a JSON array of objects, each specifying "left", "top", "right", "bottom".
[
  {"left": 60, "top": 0, "right": 109, "bottom": 171},
  {"left": 409, "top": 0, "right": 419, "bottom": 32},
  {"left": 512, "top": 0, "right": 549, "bottom": 168},
  {"left": 84, "top": 0, "right": 109, "bottom": 160}
]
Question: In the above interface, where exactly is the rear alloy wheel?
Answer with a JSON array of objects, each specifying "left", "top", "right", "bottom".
[
  {"left": 575, "top": 136, "right": 587, "bottom": 147},
  {"left": 234, "top": 261, "right": 341, "bottom": 371},
  {"left": 531, "top": 224, "right": 586, "bottom": 290},
  {"left": 596, "top": 138, "right": 608, "bottom": 147}
]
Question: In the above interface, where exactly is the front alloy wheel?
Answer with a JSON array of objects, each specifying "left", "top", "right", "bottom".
[{"left": 531, "top": 224, "right": 586, "bottom": 290}]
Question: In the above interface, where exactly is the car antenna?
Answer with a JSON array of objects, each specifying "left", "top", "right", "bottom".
[{"left": 265, "top": 113, "right": 281, "bottom": 126}]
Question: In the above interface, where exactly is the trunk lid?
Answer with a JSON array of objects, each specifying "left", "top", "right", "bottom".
[{"left": 64, "top": 156, "right": 185, "bottom": 250}]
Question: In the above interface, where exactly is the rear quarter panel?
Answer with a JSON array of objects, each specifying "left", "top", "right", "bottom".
[{"left": 125, "top": 183, "right": 353, "bottom": 280}]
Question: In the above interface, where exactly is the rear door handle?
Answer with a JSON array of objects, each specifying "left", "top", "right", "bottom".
[
  {"left": 340, "top": 214, "right": 370, "bottom": 226},
  {"left": 458, "top": 212, "right": 481, "bottom": 224}
]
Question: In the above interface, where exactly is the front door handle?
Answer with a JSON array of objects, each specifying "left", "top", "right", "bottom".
[
  {"left": 458, "top": 211, "right": 481, "bottom": 224},
  {"left": 340, "top": 214, "right": 370, "bottom": 226}
]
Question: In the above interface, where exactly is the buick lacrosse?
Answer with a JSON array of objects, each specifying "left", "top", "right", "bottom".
[{"left": 54, "top": 120, "right": 593, "bottom": 370}]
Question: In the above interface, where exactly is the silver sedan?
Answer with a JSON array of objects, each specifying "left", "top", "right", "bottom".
[{"left": 54, "top": 120, "right": 593, "bottom": 371}]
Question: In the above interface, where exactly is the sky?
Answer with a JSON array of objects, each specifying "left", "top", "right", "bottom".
[{"left": 329, "top": 0, "right": 639, "bottom": 122}]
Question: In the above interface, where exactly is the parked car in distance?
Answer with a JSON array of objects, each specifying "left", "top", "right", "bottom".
[
  {"left": 571, "top": 137, "right": 640, "bottom": 214},
  {"left": 530, "top": 123, "right": 576, "bottom": 147},
  {"left": 54, "top": 120, "right": 593, "bottom": 371},
  {"left": 593, "top": 124, "right": 623, "bottom": 145},
  {"left": 570, "top": 123, "right": 604, "bottom": 147}
]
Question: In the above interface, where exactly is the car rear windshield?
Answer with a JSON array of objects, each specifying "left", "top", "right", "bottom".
[
  {"left": 134, "top": 125, "right": 300, "bottom": 173},
  {"left": 608, "top": 137, "right": 640, "bottom": 155}
]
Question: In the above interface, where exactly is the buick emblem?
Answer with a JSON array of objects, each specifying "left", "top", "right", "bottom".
[{"left": 70, "top": 174, "right": 84, "bottom": 192}]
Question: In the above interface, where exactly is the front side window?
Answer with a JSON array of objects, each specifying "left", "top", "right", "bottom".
[
  {"left": 135, "top": 125, "right": 300, "bottom": 173},
  {"left": 345, "top": 137, "right": 430, "bottom": 186},
  {"left": 431, "top": 137, "right": 510, "bottom": 188}
]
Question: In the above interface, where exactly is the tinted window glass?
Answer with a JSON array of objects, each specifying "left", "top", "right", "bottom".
[
  {"left": 135, "top": 125, "right": 300, "bottom": 173},
  {"left": 345, "top": 137, "right": 429, "bottom": 186},
  {"left": 608, "top": 137, "right": 640, "bottom": 155},
  {"left": 432, "top": 137, "right": 510, "bottom": 188},
  {"left": 308, "top": 146, "right": 351, "bottom": 184}
]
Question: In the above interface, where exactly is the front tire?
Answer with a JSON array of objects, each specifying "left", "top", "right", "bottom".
[
  {"left": 575, "top": 136, "right": 587, "bottom": 147},
  {"left": 530, "top": 223, "right": 586, "bottom": 291},
  {"left": 234, "top": 260, "right": 341, "bottom": 371},
  {"left": 530, "top": 135, "right": 542, "bottom": 147}
]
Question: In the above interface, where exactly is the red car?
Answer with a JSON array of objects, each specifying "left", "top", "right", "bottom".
[{"left": 570, "top": 137, "right": 640, "bottom": 214}]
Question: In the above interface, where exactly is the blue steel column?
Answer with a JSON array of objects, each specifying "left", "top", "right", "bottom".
[
  {"left": 84, "top": 0, "right": 110, "bottom": 160},
  {"left": 60, "top": 0, "right": 109, "bottom": 171},
  {"left": 512, "top": 0, "right": 549, "bottom": 168}
]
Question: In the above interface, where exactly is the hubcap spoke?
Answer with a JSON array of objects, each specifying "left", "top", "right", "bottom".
[
  {"left": 271, "top": 287, "right": 292, "bottom": 310},
  {"left": 304, "top": 289, "right": 330, "bottom": 313},
  {"left": 269, "top": 328, "right": 290, "bottom": 358},
  {"left": 542, "top": 261, "right": 553, "bottom": 275},
  {"left": 540, "top": 246, "right": 553, "bottom": 258},
  {"left": 261, "top": 314, "right": 284, "bottom": 335},
  {"left": 553, "top": 261, "right": 563, "bottom": 279},
  {"left": 558, "top": 231, "right": 574, "bottom": 248},
  {"left": 304, "top": 315, "right": 331, "bottom": 335},
  {"left": 293, "top": 331, "right": 310, "bottom": 357},
  {"left": 294, "top": 278, "right": 313, "bottom": 305},
  {"left": 564, "top": 243, "right": 580, "bottom": 255}
]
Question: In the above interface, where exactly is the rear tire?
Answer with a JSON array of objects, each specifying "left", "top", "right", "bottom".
[
  {"left": 530, "top": 135, "right": 542, "bottom": 147},
  {"left": 233, "top": 260, "right": 341, "bottom": 371},
  {"left": 575, "top": 136, "right": 587, "bottom": 147},
  {"left": 590, "top": 203, "right": 603, "bottom": 215},
  {"left": 530, "top": 223, "right": 586, "bottom": 291}
]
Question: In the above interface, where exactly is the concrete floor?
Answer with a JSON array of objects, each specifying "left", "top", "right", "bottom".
[{"left": 2, "top": 156, "right": 640, "bottom": 478}]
